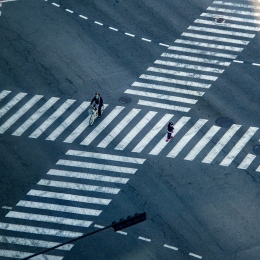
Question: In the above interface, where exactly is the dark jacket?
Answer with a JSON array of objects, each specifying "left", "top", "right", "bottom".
[
  {"left": 91, "top": 96, "right": 103, "bottom": 107},
  {"left": 168, "top": 124, "right": 174, "bottom": 133}
]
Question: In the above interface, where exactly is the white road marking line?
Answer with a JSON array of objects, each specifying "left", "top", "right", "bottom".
[
  {"left": 140, "top": 74, "right": 211, "bottom": 88},
  {"left": 149, "top": 116, "right": 190, "bottom": 155},
  {"left": 182, "top": 32, "right": 249, "bottom": 45},
  {"left": 125, "top": 32, "right": 135, "bottom": 37},
  {"left": 255, "top": 165, "right": 260, "bottom": 172},
  {"left": 65, "top": 9, "right": 73, "bottom": 13},
  {"left": 47, "top": 168, "right": 129, "bottom": 184},
  {"left": 147, "top": 66, "right": 218, "bottom": 81},
  {"left": 167, "top": 119, "right": 208, "bottom": 158},
  {"left": 52, "top": 2, "right": 60, "bottom": 7},
  {"left": 213, "top": 1, "right": 259, "bottom": 9},
  {"left": 12, "top": 97, "right": 59, "bottom": 136},
  {"left": 125, "top": 89, "right": 198, "bottom": 104},
  {"left": 233, "top": 60, "right": 243, "bottom": 63},
  {"left": 202, "top": 124, "right": 241, "bottom": 164},
  {"left": 81, "top": 106, "right": 124, "bottom": 145},
  {"left": 252, "top": 63, "right": 260, "bottom": 66},
  {"left": 7, "top": 211, "right": 92, "bottom": 227},
  {"left": 184, "top": 125, "right": 221, "bottom": 161},
  {"left": 220, "top": 127, "right": 258, "bottom": 166},
  {"left": 116, "top": 230, "right": 127, "bottom": 235},
  {"left": 97, "top": 109, "right": 140, "bottom": 148},
  {"left": 94, "top": 224, "right": 104, "bottom": 228},
  {"left": 154, "top": 59, "right": 224, "bottom": 74},
  {"left": 0, "top": 92, "right": 27, "bottom": 119},
  {"left": 237, "top": 153, "right": 256, "bottom": 170},
  {"left": 94, "top": 21, "right": 103, "bottom": 26},
  {"left": 79, "top": 14, "right": 88, "bottom": 19},
  {"left": 159, "top": 43, "right": 170, "bottom": 47},
  {"left": 141, "top": 38, "right": 151, "bottom": 42},
  {"left": 189, "top": 252, "right": 202, "bottom": 259},
  {"left": 46, "top": 101, "right": 89, "bottom": 141},
  {"left": 0, "top": 90, "right": 11, "bottom": 101},
  {"left": 29, "top": 99, "right": 75, "bottom": 138},
  {"left": 0, "top": 95, "right": 42, "bottom": 134},
  {"left": 115, "top": 111, "right": 157, "bottom": 150},
  {"left": 0, "top": 222, "right": 83, "bottom": 237},
  {"left": 207, "top": 6, "right": 260, "bottom": 17},
  {"left": 163, "top": 244, "right": 178, "bottom": 250},
  {"left": 137, "top": 100, "right": 190, "bottom": 112},
  {"left": 2, "top": 206, "right": 12, "bottom": 210},
  {"left": 27, "top": 189, "right": 111, "bottom": 205},
  {"left": 56, "top": 159, "right": 137, "bottom": 174},
  {"left": 132, "top": 114, "right": 173, "bottom": 153},
  {"left": 109, "top": 27, "right": 118, "bottom": 31},
  {"left": 138, "top": 236, "right": 151, "bottom": 242}
]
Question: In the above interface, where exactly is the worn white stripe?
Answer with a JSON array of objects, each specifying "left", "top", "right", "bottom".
[
  {"left": 149, "top": 116, "right": 190, "bottom": 155},
  {"left": 213, "top": 1, "right": 260, "bottom": 9},
  {"left": 57, "top": 159, "right": 137, "bottom": 174},
  {"left": 163, "top": 244, "right": 178, "bottom": 250},
  {"left": 125, "top": 32, "right": 135, "bottom": 37},
  {"left": 115, "top": 111, "right": 157, "bottom": 150},
  {"left": 79, "top": 14, "right": 88, "bottom": 19},
  {"left": 47, "top": 169, "right": 129, "bottom": 184},
  {"left": 237, "top": 153, "right": 256, "bottom": 170},
  {"left": 255, "top": 165, "right": 260, "bottom": 172},
  {"left": 202, "top": 124, "right": 241, "bottom": 164},
  {"left": 81, "top": 106, "right": 124, "bottom": 145},
  {"left": 138, "top": 236, "right": 151, "bottom": 242},
  {"left": 137, "top": 100, "right": 190, "bottom": 112},
  {"left": 12, "top": 97, "right": 59, "bottom": 136},
  {"left": 220, "top": 127, "right": 258, "bottom": 166},
  {"left": 132, "top": 114, "right": 173, "bottom": 153},
  {"left": 0, "top": 90, "right": 11, "bottom": 101},
  {"left": 0, "top": 92, "right": 27, "bottom": 119},
  {"left": 116, "top": 230, "right": 127, "bottom": 235},
  {"left": 109, "top": 27, "right": 118, "bottom": 31},
  {"left": 125, "top": 89, "right": 197, "bottom": 104},
  {"left": 184, "top": 125, "right": 221, "bottom": 161},
  {"left": 0, "top": 222, "right": 82, "bottom": 237},
  {"left": 94, "top": 224, "right": 104, "bottom": 228},
  {"left": 189, "top": 252, "right": 202, "bottom": 259},
  {"left": 65, "top": 8, "right": 73, "bottom": 13},
  {"left": 52, "top": 2, "right": 60, "bottom": 7},
  {"left": 167, "top": 119, "right": 208, "bottom": 158},
  {"left": 207, "top": 7, "right": 260, "bottom": 17},
  {"left": 29, "top": 99, "right": 75, "bottom": 138},
  {"left": 182, "top": 32, "right": 249, "bottom": 45},
  {"left": 97, "top": 109, "right": 140, "bottom": 148},
  {"left": 38, "top": 179, "right": 120, "bottom": 194},
  {"left": 0, "top": 95, "right": 42, "bottom": 134}
]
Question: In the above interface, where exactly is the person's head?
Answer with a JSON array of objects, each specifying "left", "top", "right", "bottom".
[
  {"left": 169, "top": 122, "right": 173, "bottom": 126},
  {"left": 95, "top": 93, "right": 100, "bottom": 99}
]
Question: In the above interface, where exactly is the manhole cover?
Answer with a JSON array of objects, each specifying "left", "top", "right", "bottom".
[
  {"left": 119, "top": 96, "right": 132, "bottom": 104},
  {"left": 215, "top": 117, "right": 234, "bottom": 128},
  {"left": 215, "top": 17, "right": 225, "bottom": 23},
  {"left": 253, "top": 145, "right": 260, "bottom": 155}
]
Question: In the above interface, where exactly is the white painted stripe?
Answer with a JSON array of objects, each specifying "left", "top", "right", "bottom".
[
  {"left": 159, "top": 43, "right": 170, "bottom": 47},
  {"left": 94, "top": 21, "right": 103, "bottom": 26},
  {"left": 125, "top": 89, "right": 197, "bottom": 104},
  {"left": 182, "top": 32, "right": 249, "bottom": 45},
  {"left": 252, "top": 63, "right": 260, "bottom": 66},
  {"left": 138, "top": 236, "right": 151, "bottom": 242},
  {"left": 28, "top": 189, "right": 111, "bottom": 205},
  {"left": 132, "top": 114, "right": 173, "bottom": 153},
  {"left": 0, "top": 95, "right": 42, "bottom": 134},
  {"left": 97, "top": 109, "right": 140, "bottom": 148},
  {"left": 0, "top": 222, "right": 82, "bottom": 237},
  {"left": 125, "top": 32, "right": 135, "bottom": 37},
  {"left": 147, "top": 66, "right": 218, "bottom": 81},
  {"left": 219, "top": 127, "right": 258, "bottom": 166},
  {"left": 7, "top": 211, "right": 92, "bottom": 227},
  {"left": 47, "top": 168, "right": 129, "bottom": 184},
  {"left": 0, "top": 92, "right": 27, "bottom": 119},
  {"left": 140, "top": 74, "right": 211, "bottom": 88},
  {"left": 52, "top": 2, "right": 60, "bottom": 7},
  {"left": 167, "top": 119, "right": 208, "bottom": 158},
  {"left": 233, "top": 60, "right": 243, "bottom": 63},
  {"left": 137, "top": 100, "right": 190, "bottom": 112},
  {"left": 189, "top": 252, "right": 202, "bottom": 259},
  {"left": 0, "top": 90, "right": 11, "bottom": 101},
  {"left": 17, "top": 200, "right": 101, "bottom": 216},
  {"left": 132, "top": 81, "right": 204, "bottom": 96},
  {"left": 141, "top": 38, "right": 151, "bottom": 42},
  {"left": 46, "top": 101, "right": 89, "bottom": 141},
  {"left": 168, "top": 46, "right": 236, "bottom": 59},
  {"left": 175, "top": 39, "right": 242, "bottom": 52},
  {"left": 0, "top": 235, "right": 73, "bottom": 250},
  {"left": 29, "top": 99, "right": 75, "bottom": 138},
  {"left": 149, "top": 116, "right": 190, "bottom": 155},
  {"left": 116, "top": 230, "right": 127, "bottom": 235},
  {"left": 94, "top": 224, "right": 104, "bottom": 228},
  {"left": 255, "top": 165, "right": 260, "bottom": 172},
  {"left": 213, "top": 1, "right": 259, "bottom": 9},
  {"left": 12, "top": 97, "right": 59, "bottom": 136},
  {"left": 184, "top": 125, "right": 221, "bottom": 161},
  {"left": 207, "top": 7, "right": 260, "bottom": 17},
  {"left": 161, "top": 53, "right": 230, "bottom": 66},
  {"left": 2, "top": 206, "right": 12, "bottom": 210},
  {"left": 155, "top": 59, "right": 224, "bottom": 74},
  {"left": 56, "top": 159, "right": 137, "bottom": 174},
  {"left": 163, "top": 244, "right": 178, "bottom": 250},
  {"left": 115, "top": 111, "right": 157, "bottom": 150},
  {"left": 66, "top": 150, "right": 145, "bottom": 164},
  {"left": 81, "top": 106, "right": 124, "bottom": 145},
  {"left": 65, "top": 9, "right": 73, "bottom": 13},
  {"left": 109, "top": 27, "right": 118, "bottom": 31},
  {"left": 202, "top": 124, "right": 241, "bottom": 164},
  {"left": 237, "top": 153, "right": 256, "bottom": 170},
  {"left": 38, "top": 179, "right": 120, "bottom": 194},
  {"left": 79, "top": 14, "right": 88, "bottom": 19}
]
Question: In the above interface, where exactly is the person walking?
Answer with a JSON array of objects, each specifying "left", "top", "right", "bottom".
[
  {"left": 166, "top": 122, "right": 174, "bottom": 142},
  {"left": 90, "top": 92, "right": 103, "bottom": 118}
]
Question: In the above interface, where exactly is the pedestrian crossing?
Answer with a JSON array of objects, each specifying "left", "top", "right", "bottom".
[{"left": 0, "top": 150, "right": 145, "bottom": 259}]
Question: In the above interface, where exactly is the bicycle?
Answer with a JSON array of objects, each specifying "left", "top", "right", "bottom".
[{"left": 88, "top": 105, "right": 105, "bottom": 125}]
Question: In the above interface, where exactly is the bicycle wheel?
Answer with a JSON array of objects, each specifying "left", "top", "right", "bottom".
[{"left": 89, "top": 115, "right": 95, "bottom": 125}]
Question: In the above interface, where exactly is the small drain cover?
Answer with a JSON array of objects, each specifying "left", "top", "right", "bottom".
[
  {"left": 215, "top": 17, "right": 225, "bottom": 23},
  {"left": 119, "top": 96, "right": 132, "bottom": 104},
  {"left": 253, "top": 145, "right": 260, "bottom": 155},
  {"left": 215, "top": 117, "right": 234, "bottom": 128}
]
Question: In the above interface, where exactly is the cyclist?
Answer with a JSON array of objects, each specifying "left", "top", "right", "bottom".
[{"left": 90, "top": 92, "right": 103, "bottom": 118}]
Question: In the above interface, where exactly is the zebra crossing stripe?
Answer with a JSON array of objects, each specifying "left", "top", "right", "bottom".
[
  {"left": 115, "top": 111, "right": 157, "bottom": 150},
  {"left": 12, "top": 97, "right": 60, "bottom": 136},
  {"left": 207, "top": 7, "right": 260, "bottom": 17},
  {"left": 184, "top": 125, "right": 221, "bottom": 161},
  {"left": 132, "top": 114, "right": 173, "bottom": 153},
  {"left": 167, "top": 119, "right": 208, "bottom": 158},
  {"left": 97, "top": 108, "right": 140, "bottom": 148},
  {"left": 202, "top": 124, "right": 241, "bottom": 164},
  {"left": 213, "top": 1, "right": 259, "bottom": 9},
  {"left": 0, "top": 95, "right": 43, "bottom": 134},
  {"left": 0, "top": 92, "right": 27, "bottom": 119},
  {"left": 219, "top": 127, "right": 258, "bottom": 167},
  {"left": 237, "top": 153, "right": 256, "bottom": 170},
  {"left": 149, "top": 116, "right": 190, "bottom": 155},
  {"left": 81, "top": 106, "right": 124, "bottom": 146},
  {"left": 29, "top": 99, "right": 76, "bottom": 138},
  {"left": 46, "top": 101, "right": 89, "bottom": 141},
  {"left": 0, "top": 90, "right": 11, "bottom": 101}
]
